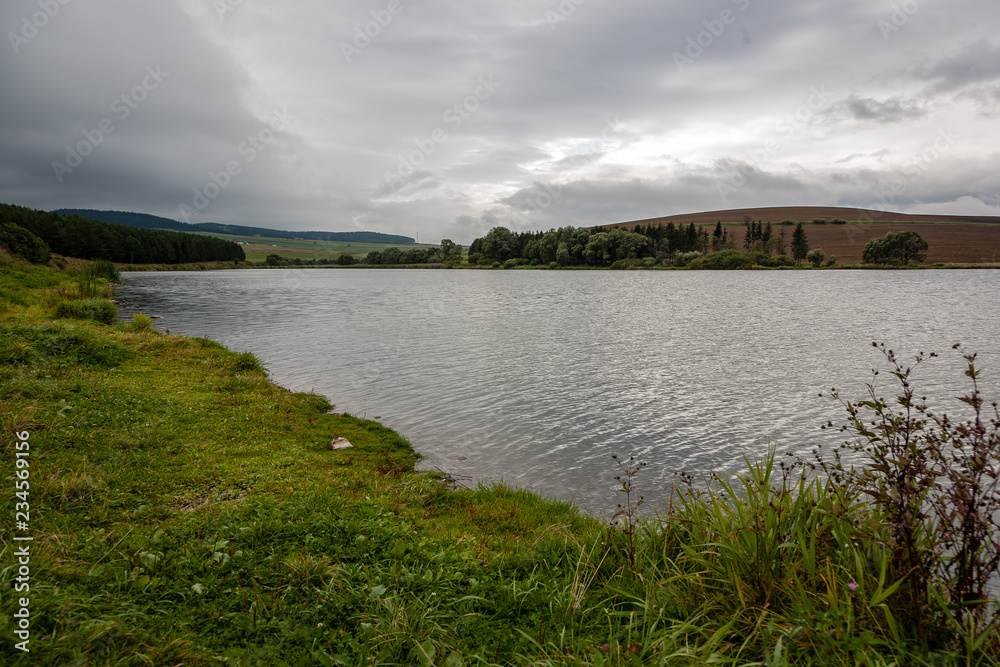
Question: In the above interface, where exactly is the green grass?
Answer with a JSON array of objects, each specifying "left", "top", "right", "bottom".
[
  {"left": 0, "top": 248, "right": 997, "bottom": 665},
  {"left": 191, "top": 231, "right": 440, "bottom": 263}
]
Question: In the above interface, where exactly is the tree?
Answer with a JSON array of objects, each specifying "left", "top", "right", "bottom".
[
  {"left": 265, "top": 254, "right": 282, "bottom": 266},
  {"left": 791, "top": 222, "right": 809, "bottom": 264},
  {"left": 0, "top": 222, "right": 51, "bottom": 264},
  {"left": 807, "top": 248, "right": 826, "bottom": 266},
  {"left": 439, "top": 239, "right": 462, "bottom": 263},
  {"left": 480, "top": 227, "right": 518, "bottom": 263},
  {"left": 894, "top": 231, "right": 928, "bottom": 265},
  {"left": 862, "top": 231, "right": 928, "bottom": 265}
]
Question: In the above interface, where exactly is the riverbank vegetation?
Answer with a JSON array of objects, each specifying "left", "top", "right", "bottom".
[
  {"left": 1, "top": 251, "right": 998, "bottom": 665},
  {"left": 463, "top": 221, "right": 833, "bottom": 269}
]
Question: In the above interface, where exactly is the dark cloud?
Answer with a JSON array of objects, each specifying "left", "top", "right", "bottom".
[
  {"left": 842, "top": 96, "right": 927, "bottom": 123},
  {"left": 1, "top": 0, "right": 998, "bottom": 242}
]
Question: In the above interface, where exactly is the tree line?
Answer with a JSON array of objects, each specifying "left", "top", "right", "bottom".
[
  {"left": 0, "top": 203, "right": 246, "bottom": 264},
  {"left": 465, "top": 220, "right": 816, "bottom": 268},
  {"left": 364, "top": 239, "right": 463, "bottom": 266}
]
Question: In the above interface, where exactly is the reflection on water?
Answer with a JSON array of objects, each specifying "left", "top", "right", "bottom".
[{"left": 116, "top": 269, "right": 1000, "bottom": 517}]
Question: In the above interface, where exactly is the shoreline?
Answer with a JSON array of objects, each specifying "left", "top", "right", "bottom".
[{"left": 2, "top": 250, "right": 997, "bottom": 664}]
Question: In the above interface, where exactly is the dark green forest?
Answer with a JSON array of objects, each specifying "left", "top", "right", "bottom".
[
  {"left": 55, "top": 208, "right": 416, "bottom": 245},
  {"left": 1, "top": 203, "right": 245, "bottom": 264}
]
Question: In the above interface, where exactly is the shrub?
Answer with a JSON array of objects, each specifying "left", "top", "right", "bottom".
[
  {"left": 862, "top": 231, "right": 928, "bottom": 265},
  {"left": 90, "top": 260, "right": 120, "bottom": 282},
  {"left": 231, "top": 350, "right": 267, "bottom": 374},
  {"left": 807, "top": 248, "right": 826, "bottom": 266},
  {"left": 674, "top": 251, "right": 702, "bottom": 267},
  {"left": 826, "top": 255, "right": 837, "bottom": 267},
  {"left": 548, "top": 262, "right": 558, "bottom": 270},
  {"left": 818, "top": 344, "right": 1000, "bottom": 648},
  {"left": 122, "top": 313, "right": 154, "bottom": 332},
  {"left": 502, "top": 259, "right": 518, "bottom": 269},
  {"left": 0, "top": 222, "right": 51, "bottom": 264},
  {"left": 55, "top": 298, "right": 118, "bottom": 325},
  {"left": 609, "top": 258, "right": 644, "bottom": 270}
]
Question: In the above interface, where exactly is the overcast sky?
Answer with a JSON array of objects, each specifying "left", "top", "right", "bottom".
[{"left": 2, "top": 0, "right": 999, "bottom": 243}]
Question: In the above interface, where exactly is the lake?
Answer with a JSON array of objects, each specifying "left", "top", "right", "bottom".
[{"left": 116, "top": 268, "right": 1000, "bottom": 518}]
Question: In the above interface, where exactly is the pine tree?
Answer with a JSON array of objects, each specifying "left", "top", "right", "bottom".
[{"left": 791, "top": 222, "right": 810, "bottom": 263}]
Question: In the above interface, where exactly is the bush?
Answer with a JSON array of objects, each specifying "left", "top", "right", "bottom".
[
  {"left": 609, "top": 258, "right": 645, "bottom": 270},
  {"left": 862, "top": 231, "right": 928, "bottom": 265},
  {"left": 674, "top": 251, "right": 702, "bottom": 267},
  {"left": 90, "top": 260, "right": 120, "bottom": 283},
  {"left": 807, "top": 248, "right": 826, "bottom": 266},
  {"left": 231, "top": 350, "right": 267, "bottom": 374},
  {"left": 0, "top": 222, "right": 51, "bottom": 264},
  {"left": 122, "top": 313, "right": 154, "bottom": 332},
  {"left": 502, "top": 259, "right": 518, "bottom": 269},
  {"left": 548, "top": 262, "right": 558, "bottom": 270},
  {"left": 818, "top": 344, "right": 1000, "bottom": 648},
  {"left": 55, "top": 298, "right": 118, "bottom": 325},
  {"left": 826, "top": 255, "right": 837, "bottom": 267}
]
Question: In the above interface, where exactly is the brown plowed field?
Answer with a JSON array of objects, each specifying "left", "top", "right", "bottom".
[{"left": 604, "top": 206, "right": 1000, "bottom": 264}]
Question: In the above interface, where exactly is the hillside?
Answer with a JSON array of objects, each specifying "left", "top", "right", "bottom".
[
  {"left": 605, "top": 206, "right": 1000, "bottom": 265},
  {"left": 54, "top": 208, "right": 416, "bottom": 245},
  {"left": 607, "top": 205, "right": 1000, "bottom": 228}
]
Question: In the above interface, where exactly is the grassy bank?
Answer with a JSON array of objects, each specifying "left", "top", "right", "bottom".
[{"left": 1, "top": 251, "right": 998, "bottom": 665}]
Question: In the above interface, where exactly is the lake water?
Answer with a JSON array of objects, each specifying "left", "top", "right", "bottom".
[{"left": 116, "top": 269, "right": 1000, "bottom": 518}]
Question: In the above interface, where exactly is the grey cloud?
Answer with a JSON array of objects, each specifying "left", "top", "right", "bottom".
[
  {"left": 842, "top": 96, "right": 927, "bottom": 123},
  {"left": 1, "top": 0, "right": 998, "bottom": 243}
]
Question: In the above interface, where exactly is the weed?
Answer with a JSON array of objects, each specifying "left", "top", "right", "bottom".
[
  {"left": 819, "top": 343, "right": 1000, "bottom": 650},
  {"left": 54, "top": 298, "right": 118, "bottom": 324},
  {"left": 121, "top": 312, "right": 154, "bottom": 332},
  {"left": 231, "top": 350, "right": 267, "bottom": 374}
]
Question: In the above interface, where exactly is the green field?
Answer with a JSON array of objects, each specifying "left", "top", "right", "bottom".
[{"left": 191, "top": 231, "right": 440, "bottom": 263}]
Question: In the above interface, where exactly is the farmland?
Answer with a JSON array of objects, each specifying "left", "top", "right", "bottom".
[{"left": 190, "top": 231, "right": 439, "bottom": 263}]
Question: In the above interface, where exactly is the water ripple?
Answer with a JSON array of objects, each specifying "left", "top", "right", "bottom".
[{"left": 116, "top": 269, "right": 1000, "bottom": 517}]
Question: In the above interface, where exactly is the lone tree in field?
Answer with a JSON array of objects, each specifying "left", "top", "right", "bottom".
[
  {"left": 862, "top": 231, "right": 928, "bottom": 265},
  {"left": 791, "top": 222, "right": 810, "bottom": 264}
]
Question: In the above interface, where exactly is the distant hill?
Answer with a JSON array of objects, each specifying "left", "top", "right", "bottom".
[
  {"left": 606, "top": 206, "right": 1000, "bottom": 228},
  {"left": 2, "top": 203, "right": 244, "bottom": 264},
  {"left": 54, "top": 209, "right": 416, "bottom": 245},
  {"left": 605, "top": 205, "right": 1000, "bottom": 265}
]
